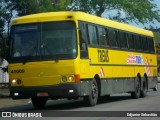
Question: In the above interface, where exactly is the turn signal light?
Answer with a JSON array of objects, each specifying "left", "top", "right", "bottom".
[{"left": 74, "top": 74, "right": 80, "bottom": 82}]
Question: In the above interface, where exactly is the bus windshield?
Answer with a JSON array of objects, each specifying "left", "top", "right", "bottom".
[{"left": 10, "top": 21, "right": 77, "bottom": 63}]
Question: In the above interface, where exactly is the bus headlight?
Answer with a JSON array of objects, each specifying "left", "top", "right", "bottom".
[
  {"left": 12, "top": 79, "right": 16, "bottom": 84},
  {"left": 68, "top": 76, "right": 74, "bottom": 82},
  {"left": 11, "top": 79, "right": 22, "bottom": 85}
]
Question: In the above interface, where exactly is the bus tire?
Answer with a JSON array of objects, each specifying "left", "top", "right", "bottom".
[
  {"left": 31, "top": 98, "right": 47, "bottom": 109},
  {"left": 84, "top": 79, "right": 98, "bottom": 106},
  {"left": 131, "top": 77, "right": 140, "bottom": 99},
  {"left": 140, "top": 77, "right": 147, "bottom": 98}
]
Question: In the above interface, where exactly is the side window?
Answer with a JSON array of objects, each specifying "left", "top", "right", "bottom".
[
  {"left": 87, "top": 24, "right": 98, "bottom": 45},
  {"left": 78, "top": 21, "right": 88, "bottom": 58},
  {"left": 78, "top": 22, "right": 88, "bottom": 45},
  {"left": 97, "top": 27, "right": 109, "bottom": 47},
  {"left": 142, "top": 37, "right": 148, "bottom": 52},
  {"left": 135, "top": 35, "right": 141, "bottom": 51},
  {"left": 128, "top": 34, "right": 135, "bottom": 50},
  {"left": 139, "top": 36, "right": 143, "bottom": 51},
  {"left": 108, "top": 29, "right": 118, "bottom": 48},
  {"left": 104, "top": 28, "right": 109, "bottom": 47},
  {"left": 118, "top": 31, "right": 128, "bottom": 49},
  {"left": 148, "top": 37, "right": 155, "bottom": 53}
]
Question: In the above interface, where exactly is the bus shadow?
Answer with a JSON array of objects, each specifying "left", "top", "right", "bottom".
[
  {"left": 0, "top": 94, "right": 138, "bottom": 112},
  {"left": 29, "top": 95, "right": 132, "bottom": 111},
  {"left": 98, "top": 95, "right": 132, "bottom": 105}
]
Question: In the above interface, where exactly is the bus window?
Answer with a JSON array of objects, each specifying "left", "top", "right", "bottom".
[
  {"left": 41, "top": 21, "right": 77, "bottom": 59},
  {"left": 78, "top": 21, "right": 88, "bottom": 44},
  {"left": 97, "top": 27, "right": 109, "bottom": 47},
  {"left": 118, "top": 31, "right": 127, "bottom": 49},
  {"left": 142, "top": 37, "right": 148, "bottom": 52},
  {"left": 78, "top": 21, "right": 88, "bottom": 58},
  {"left": 139, "top": 36, "right": 143, "bottom": 51},
  {"left": 128, "top": 34, "right": 135, "bottom": 50},
  {"left": 105, "top": 28, "right": 109, "bottom": 47},
  {"left": 87, "top": 24, "right": 98, "bottom": 45},
  {"left": 135, "top": 35, "right": 142, "bottom": 51},
  {"left": 148, "top": 37, "right": 155, "bottom": 53},
  {"left": 108, "top": 29, "right": 118, "bottom": 48}
]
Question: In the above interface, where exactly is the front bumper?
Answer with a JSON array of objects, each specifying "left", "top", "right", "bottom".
[{"left": 9, "top": 83, "right": 81, "bottom": 99}]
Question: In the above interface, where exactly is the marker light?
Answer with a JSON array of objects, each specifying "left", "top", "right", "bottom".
[
  {"left": 17, "top": 79, "right": 22, "bottom": 85},
  {"left": 69, "top": 90, "right": 74, "bottom": 93},
  {"left": 74, "top": 74, "right": 80, "bottom": 82},
  {"left": 14, "top": 93, "right": 19, "bottom": 96}
]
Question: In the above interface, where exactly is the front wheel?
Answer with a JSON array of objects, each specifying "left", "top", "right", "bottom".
[
  {"left": 84, "top": 79, "right": 98, "bottom": 106},
  {"left": 31, "top": 98, "right": 47, "bottom": 109}
]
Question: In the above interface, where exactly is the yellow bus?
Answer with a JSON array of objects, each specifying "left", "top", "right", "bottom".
[{"left": 8, "top": 11, "right": 158, "bottom": 108}]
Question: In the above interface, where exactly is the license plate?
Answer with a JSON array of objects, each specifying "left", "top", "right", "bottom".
[{"left": 37, "top": 92, "right": 48, "bottom": 97}]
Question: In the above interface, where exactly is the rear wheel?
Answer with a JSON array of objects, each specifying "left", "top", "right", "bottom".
[
  {"left": 84, "top": 79, "right": 98, "bottom": 106},
  {"left": 140, "top": 77, "right": 147, "bottom": 98},
  {"left": 131, "top": 77, "right": 140, "bottom": 99},
  {"left": 31, "top": 98, "right": 47, "bottom": 109}
]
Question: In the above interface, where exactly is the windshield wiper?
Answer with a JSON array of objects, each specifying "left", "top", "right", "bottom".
[
  {"left": 43, "top": 45, "right": 59, "bottom": 63},
  {"left": 22, "top": 45, "right": 37, "bottom": 64},
  {"left": 41, "top": 38, "right": 59, "bottom": 63},
  {"left": 23, "top": 39, "right": 59, "bottom": 64}
]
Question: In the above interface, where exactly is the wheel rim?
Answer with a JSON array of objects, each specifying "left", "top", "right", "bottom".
[
  {"left": 91, "top": 83, "right": 98, "bottom": 99},
  {"left": 143, "top": 81, "right": 147, "bottom": 92},
  {"left": 136, "top": 80, "right": 140, "bottom": 95}
]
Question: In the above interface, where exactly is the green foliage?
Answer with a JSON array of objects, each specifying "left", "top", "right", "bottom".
[
  {"left": 13, "top": 0, "right": 71, "bottom": 16},
  {"left": 0, "top": 0, "right": 160, "bottom": 36},
  {"left": 0, "top": 0, "right": 14, "bottom": 36},
  {"left": 71, "top": 0, "right": 160, "bottom": 24},
  {"left": 0, "top": 1, "right": 5, "bottom": 31},
  {"left": 154, "top": 31, "right": 160, "bottom": 54},
  {"left": 0, "top": 19, "right": 5, "bottom": 31}
]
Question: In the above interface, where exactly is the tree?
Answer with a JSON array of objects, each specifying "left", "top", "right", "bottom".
[
  {"left": 13, "top": 0, "right": 71, "bottom": 16},
  {"left": 0, "top": 2, "right": 5, "bottom": 31},
  {"left": 0, "top": 0, "right": 15, "bottom": 37},
  {"left": 70, "top": 0, "right": 160, "bottom": 25}
]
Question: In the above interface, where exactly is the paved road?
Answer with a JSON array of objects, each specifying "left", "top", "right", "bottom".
[{"left": 0, "top": 84, "right": 160, "bottom": 119}]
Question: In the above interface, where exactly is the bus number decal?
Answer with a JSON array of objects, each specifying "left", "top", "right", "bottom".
[
  {"left": 11, "top": 69, "right": 25, "bottom": 74},
  {"left": 97, "top": 49, "right": 109, "bottom": 62}
]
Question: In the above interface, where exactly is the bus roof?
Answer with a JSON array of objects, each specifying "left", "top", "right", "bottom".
[{"left": 11, "top": 11, "right": 153, "bottom": 37}]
